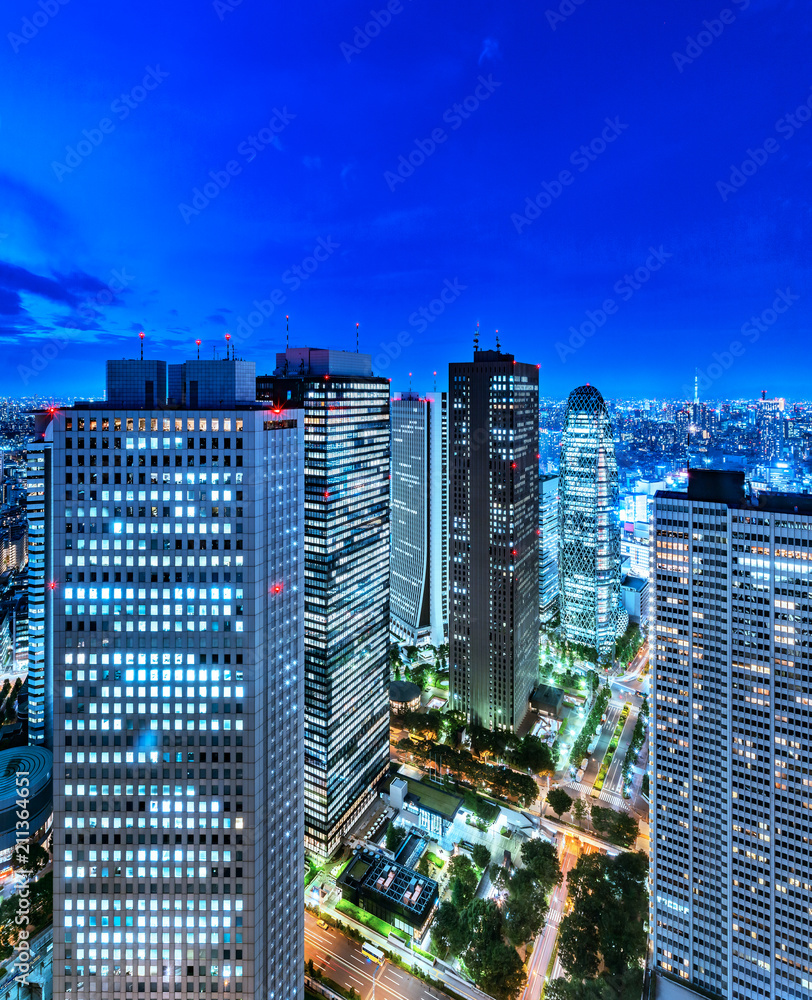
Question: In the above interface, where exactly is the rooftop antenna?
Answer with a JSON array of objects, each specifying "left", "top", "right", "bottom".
[
  {"left": 409, "top": 372, "right": 412, "bottom": 392},
  {"left": 433, "top": 370, "right": 437, "bottom": 392},
  {"left": 694, "top": 367, "right": 699, "bottom": 406},
  {"left": 495, "top": 328, "right": 500, "bottom": 352},
  {"left": 286, "top": 314, "right": 289, "bottom": 350},
  {"left": 473, "top": 321, "right": 480, "bottom": 352},
  {"left": 196, "top": 339, "right": 201, "bottom": 360},
  {"left": 225, "top": 332, "right": 231, "bottom": 360},
  {"left": 356, "top": 322, "right": 360, "bottom": 353},
  {"left": 139, "top": 330, "right": 144, "bottom": 362}
]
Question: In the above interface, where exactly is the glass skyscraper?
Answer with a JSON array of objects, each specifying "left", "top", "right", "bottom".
[
  {"left": 558, "top": 383, "right": 621, "bottom": 654},
  {"left": 539, "top": 474, "right": 559, "bottom": 623},
  {"left": 37, "top": 357, "right": 305, "bottom": 1000},
  {"left": 390, "top": 391, "right": 448, "bottom": 648},
  {"left": 257, "top": 348, "right": 390, "bottom": 859},
  {"left": 448, "top": 348, "right": 539, "bottom": 732}
]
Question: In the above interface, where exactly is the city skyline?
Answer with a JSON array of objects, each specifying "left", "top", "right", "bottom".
[{"left": 1, "top": 2, "right": 810, "bottom": 398}]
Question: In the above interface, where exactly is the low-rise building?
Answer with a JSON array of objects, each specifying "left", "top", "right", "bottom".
[
  {"left": 337, "top": 847, "right": 439, "bottom": 939},
  {"left": 389, "top": 775, "right": 461, "bottom": 840}
]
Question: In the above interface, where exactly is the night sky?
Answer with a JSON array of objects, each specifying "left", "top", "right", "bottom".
[{"left": 1, "top": 0, "right": 809, "bottom": 400}]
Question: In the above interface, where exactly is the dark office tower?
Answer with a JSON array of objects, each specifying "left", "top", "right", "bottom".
[
  {"left": 390, "top": 391, "right": 448, "bottom": 647},
  {"left": 651, "top": 470, "right": 812, "bottom": 1000},
  {"left": 257, "top": 349, "right": 390, "bottom": 858},
  {"left": 39, "top": 356, "right": 305, "bottom": 1000},
  {"left": 448, "top": 348, "right": 539, "bottom": 732},
  {"left": 558, "top": 384, "right": 621, "bottom": 654}
]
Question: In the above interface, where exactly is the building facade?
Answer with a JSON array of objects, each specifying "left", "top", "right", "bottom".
[
  {"left": 539, "top": 475, "right": 559, "bottom": 622},
  {"left": 390, "top": 391, "right": 448, "bottom": 647},
  {"left": 257, "top": 348, "right": 390, "bottom": 858},
  {"left": 651, "top": 470, "right": 812, "bottom": 1000},
  {"left": 39, "top": 357, "right": 305, "bottom": 1000},
  {"left": 448, "top": 349, "right": 539, "bottom": 731},
  {"left": 558, "top": 384, "right": 621, "bottom": 653}
]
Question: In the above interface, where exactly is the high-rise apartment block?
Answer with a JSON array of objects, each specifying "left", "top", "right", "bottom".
[
  {"left": 651, "top": 469, "right": 812, "bottom": 1000},
  {"left": 539, "top": 474, "right": 559, "bottom": 623},
  {"left": 448, "top": 348, "right": 539, "bottom": 732},
  {"left": 256, "top": 348, "right": 390, "bottom": 858},
  {"left": 39, "top": 356, "right": 305, "bottom": 1000},
  {"left": 558, "top": 384, "right": 621, "bottom": 653},
  {"left": 390, "top": 391, "right": 448, "bottom": 647}
]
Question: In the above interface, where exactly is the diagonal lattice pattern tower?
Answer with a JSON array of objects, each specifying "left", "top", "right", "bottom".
[{"left": 558, "top": 384, "right": 621, "bottom": 652}]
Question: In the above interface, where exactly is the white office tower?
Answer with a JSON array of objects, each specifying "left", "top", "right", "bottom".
[
  {"left": 39, "top": 357, "right": 305, "bottom": 1000},
  {"left": 390, "top": 392, "right": 448, "bottom": 647},
  {"left": 651, "top": 469, "right": 812, "bottom": 1000},
  {"left": 539, "top": 475, "right": 559, "bottom": 622}
]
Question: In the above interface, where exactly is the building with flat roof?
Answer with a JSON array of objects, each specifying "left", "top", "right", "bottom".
[
  {"left": 337, "top": 847, "right": 439, "bottom": 938},
  {"left": 389, "top": 680, "right": 421, "bottom": 714},
  {"left": 34, "top": 356, "right": 306, "bottom": 1000},
  {"left": 448, "top": 348, "right": 540, "bottom": 732},
  {"left": 530, "top": 684, "right": 564, "bottom": 718},
  {"left": 651, "top": 469, "right": 812, "bottom": 999},
  {"left": 389, "top": 775, "right": 461, "bottom": 839}
]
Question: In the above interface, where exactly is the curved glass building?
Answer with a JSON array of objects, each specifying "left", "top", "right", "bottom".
[{"left": 558, "top": 384, "right": 621, "bottom": 653}]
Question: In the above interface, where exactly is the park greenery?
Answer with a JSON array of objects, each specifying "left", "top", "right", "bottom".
[
  {"left": 614, "top": 624, "right": 644, "bottom": 669},
  {"left": 590, "top": 806, "right": 639, "bottom": 848},
  {"left": 434, "top": 840, "right": 561, "bottom": 1000},
  {"left": 447, "top": 854, "right": 480, "bottom": 908},
  {"left": 396, "top": 737, "right": 539, "bottom": 806},
  {"left": 558, "top": 851, "right": 648, "bottom": 983},
  {"left": 568, "top": 686, "right": 612, "bottom": 765},
  {"left": 467, "top": 725, "right": 557, "bottom": 774},
  {"left": 385, "top": 821, "right": 408, "bottom": 854}
]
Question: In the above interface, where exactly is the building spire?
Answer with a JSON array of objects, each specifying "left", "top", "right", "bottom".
[
  {"left": 286, "top": 314, "right": 289, "bottom": 350},
  {"left": 495, "top": 328, "right": 500, "bottom": 352},
  {"left": 195, "top": 339, "right": 201, "bottom": 360},
  {"left": 139, "top": 330, "right": 144, "bottom": 361},
  {"left": 356, "top": 321, "right": 359, "bottom": 353},
  {"left": 473, "top": 321, "right": 480, "bottom": 352}
]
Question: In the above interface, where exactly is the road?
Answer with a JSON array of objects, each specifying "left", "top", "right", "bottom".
[
  {"left": 305, "top": 912, "right": 449, "bottom": 1000},
  {"left": 521, "top": 833, "right": 592, "bottom": 1000}
]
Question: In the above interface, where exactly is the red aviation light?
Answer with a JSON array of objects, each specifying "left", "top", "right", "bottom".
[
  {"left": 48, "top": 580, "right": 58, "bottom": 590},
  {"left": 271, "top": 583, "right": 283, "bottom": 594}
]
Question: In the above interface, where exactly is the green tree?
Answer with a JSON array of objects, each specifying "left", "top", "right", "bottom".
[
  {"left": 385, "top": 822, "right": 407, "bottom": 854},
  {"left": 504, "top": 869, "right": 547, "bottom": 944},
  {"left": 572, "top": 797, "right": 588, "bottom": 826},
  {"left": 448, "top": 853, "right": 479, "bottom": 909},
  {"left": 519, "top": 838, "right": 562, "bottom": 891},
  {"left": 470, "top": 938, "right": 526, "bottom": 1000},
  {"left": 558, "top": 853, "right": 648, "bottom": 981},
  {"left": 472, "top": 844, "right": 491, "bottom": 870},
  {"left": 432, "top": 901, "right": 467, "bottom": 957},
  {"left": 510, "top": 734, "right": 555, "bottom": 774},
  {"left": 546, "top": 788, "right": 573, "bottom": 818},
  {"left": 416, "top": 854, "right": 431, "bottom": 877}
]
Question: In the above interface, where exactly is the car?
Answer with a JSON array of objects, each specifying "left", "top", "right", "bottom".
[{"left": 317, "top": 919, "right": 329, "bottom": 930}]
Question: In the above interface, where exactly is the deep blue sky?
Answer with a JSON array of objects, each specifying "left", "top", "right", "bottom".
[{"left": 1, "top": 0, "right": 809, "bottom": 400}]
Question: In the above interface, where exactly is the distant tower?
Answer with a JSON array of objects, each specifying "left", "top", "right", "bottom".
[{"left": 558, "top": 385, "right": 622, "bottom": 654}]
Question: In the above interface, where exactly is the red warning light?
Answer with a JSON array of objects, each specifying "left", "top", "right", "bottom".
[
  {"left": 48, "top": 580, "right": 57, "bottom": 591},
  {"left": 271, "top": 583, "right": 283, "bottom": 594},
  {"left": 511, "top": 462, "right": 517, "bottom": 469},
  {"left": 511, "top": 549, "right": 517, "bottom": 557}
]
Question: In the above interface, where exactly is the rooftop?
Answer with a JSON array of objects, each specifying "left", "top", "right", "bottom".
[
  {"left": 400, "top": 775, "right": 462, "bottom": 821},
  {"left": 339, "top": 848, "right": 438, "bottom": 917}
]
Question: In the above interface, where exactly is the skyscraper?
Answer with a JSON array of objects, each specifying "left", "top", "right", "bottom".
[
  {"left": 558, "top": 384, "right": 621, "bottom": 654},
  {"left": 539, "top": 474, "right": 559, "bottom": 623},
  {"left": 448, "top": 348, "right": 539, "bottom": 732},
  {"left": 390, "top": 391, "right": 448, "bottom": 648},
  {"left": 40, "top": 356, "right": 305, "bottom": 1000},
  {"left": 651, "top": 470, "right": 812, "bottom": 999},
  {"left": 257, "top": 348, "right": 390, "bottom": 858}
]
